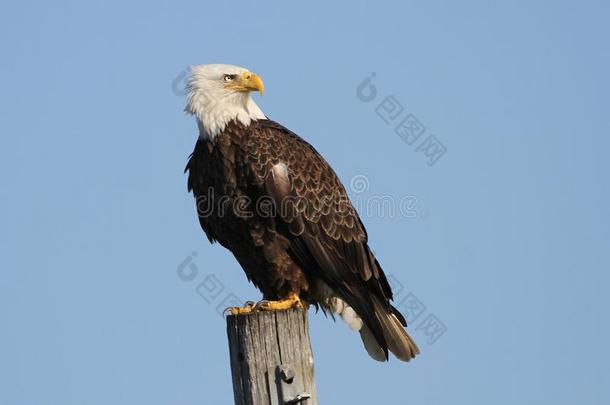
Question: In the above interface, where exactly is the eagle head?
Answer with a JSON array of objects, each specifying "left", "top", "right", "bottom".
[{"left": 185, "top": 64, "right": 266, "bottom": 139}]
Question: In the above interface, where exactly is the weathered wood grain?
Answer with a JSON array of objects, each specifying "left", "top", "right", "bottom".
[{"left": 226, "top": 308, "right": 318, "bottom": 405}]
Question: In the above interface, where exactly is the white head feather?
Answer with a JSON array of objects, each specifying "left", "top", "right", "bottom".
[{"left": 185, "top": 64, "right": 266, "bottom": 139}]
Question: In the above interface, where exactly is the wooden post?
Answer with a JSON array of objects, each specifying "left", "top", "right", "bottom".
[{"left": 226, "top": 308, "right": 318, "bottom": 405}]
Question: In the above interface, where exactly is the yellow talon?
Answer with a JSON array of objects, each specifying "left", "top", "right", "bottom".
[
  {"left": 226, "top": 301, "right": 255, "bottom": 316},
  {"left": 226, "top": 294, "right": 305, "bottom": 315},
  {"left": 255, "top": 293, "right": 303, "bottom": 311}
]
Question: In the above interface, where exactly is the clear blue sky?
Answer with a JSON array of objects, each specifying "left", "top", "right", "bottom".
[{"left": 1, "top": 1, "right": 609, "bottom": 404}]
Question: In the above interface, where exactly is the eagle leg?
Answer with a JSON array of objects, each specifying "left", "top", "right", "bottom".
[{"left": 254, "top": 293, "right": 304, "bottom": 312}]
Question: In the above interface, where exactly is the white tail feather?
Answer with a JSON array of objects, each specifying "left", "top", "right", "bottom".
[
  {"left": 328, "top": 296, "right": 364, "bottom": 331},
  {"left": 359, "top": 324, "right": 387, "bottom": 361}
]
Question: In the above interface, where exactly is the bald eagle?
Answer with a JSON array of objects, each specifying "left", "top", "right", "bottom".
[{"left": 184, "top": 64, "right": 419, "bottom": 361}]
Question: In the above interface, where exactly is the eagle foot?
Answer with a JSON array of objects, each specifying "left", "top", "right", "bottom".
[
  {"left": 225, "top": 301, "right": 256, "bottom": 316},
  {"left": 254, "top": 293, "right": 303, "bottom": 312}
]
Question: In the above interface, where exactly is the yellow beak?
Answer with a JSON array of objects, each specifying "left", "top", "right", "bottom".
[{"left": 237, "top": 71, "right": 264, "bottom": 95}]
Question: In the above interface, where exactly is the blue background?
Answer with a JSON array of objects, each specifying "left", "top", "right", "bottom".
[{"left": 1, "top": 1, "right": 609, "bottom": 404}]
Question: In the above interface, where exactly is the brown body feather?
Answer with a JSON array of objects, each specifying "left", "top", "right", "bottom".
[{"left": 186, "top": 119, "right": 419, "bottom": 361}]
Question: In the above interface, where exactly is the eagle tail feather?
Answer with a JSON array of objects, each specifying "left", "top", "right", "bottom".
[
  {"left": 359, "top": 324, "right": 387, "bottom": 361},
  {"left": 330, "top": 293, "right": 419, "bottom": 362},
  {"left": 372, "top": 299, "right": 420, "bottom": 361}
]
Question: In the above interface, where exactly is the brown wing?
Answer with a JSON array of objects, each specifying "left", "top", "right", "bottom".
[{"left": 243, "top": 120, "right": 408, "bottom": 359}]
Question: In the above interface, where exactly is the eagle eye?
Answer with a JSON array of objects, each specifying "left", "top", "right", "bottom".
[{"left": 223, "top": 74, "right": 236, "bottom": 82}]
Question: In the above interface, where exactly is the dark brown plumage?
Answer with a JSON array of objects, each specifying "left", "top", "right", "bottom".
[{"left": 186, "top": 119, "right": 419, "bottom": 361}]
